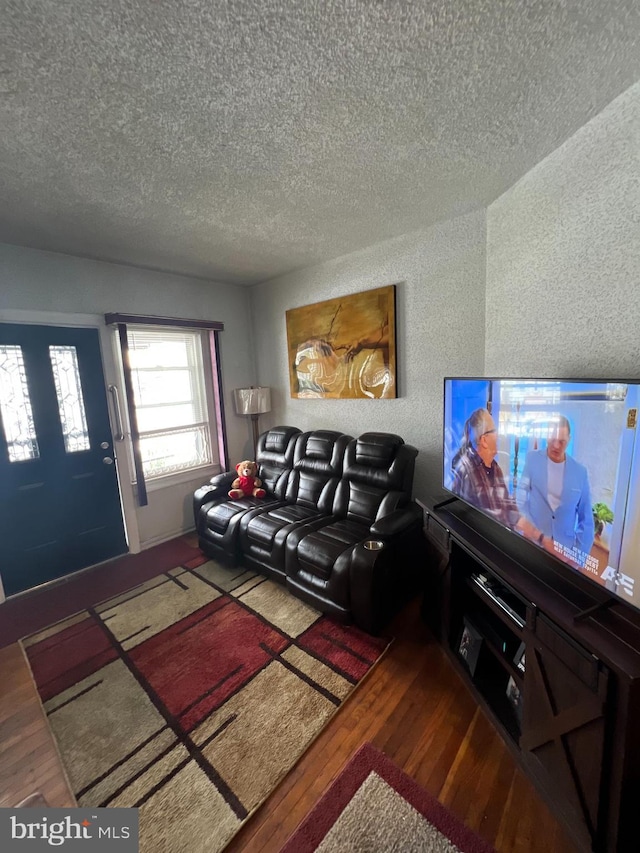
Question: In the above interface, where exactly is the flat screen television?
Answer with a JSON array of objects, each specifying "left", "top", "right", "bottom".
[{"left": 443, "top": 378, "right": 640, "bottom": 612}]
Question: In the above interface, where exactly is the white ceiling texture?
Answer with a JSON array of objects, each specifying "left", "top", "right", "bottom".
[{"left": 2, "top": 1, "right": 640, "bottom": 285}]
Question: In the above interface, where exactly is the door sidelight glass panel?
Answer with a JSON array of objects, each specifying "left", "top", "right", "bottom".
[
  {"left": 49, "top": 345, "right": 90, "bottom": 452},
  {"left": 0, "top": 344, "right": 40, "bottom": 461}
]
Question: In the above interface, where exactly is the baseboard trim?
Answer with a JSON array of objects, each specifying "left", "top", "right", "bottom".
[{"left": 140, "top": 526, "right": 196, "bottom": 551}]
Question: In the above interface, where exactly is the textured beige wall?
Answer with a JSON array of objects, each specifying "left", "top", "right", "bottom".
[
  {"left": 486, "top": 80, "right": 640, "bottom": 377},
  {"left": 250, "top": 210, "right": 487, "bottom": 499}
]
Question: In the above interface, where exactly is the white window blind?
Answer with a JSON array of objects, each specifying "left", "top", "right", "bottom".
[{"left": 127, "top": 326, "right": 213, "bottom": 479}]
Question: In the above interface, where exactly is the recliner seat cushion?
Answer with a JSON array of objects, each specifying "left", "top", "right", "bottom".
[
  {"left": 243, "top": 504, "right": 319, "bottom": 547},
  {"left": 295, "top": 519, "right": 369, "bottom": 581},
  {"left": 204, "top": 496, "right": 276, "bottom": 535}
]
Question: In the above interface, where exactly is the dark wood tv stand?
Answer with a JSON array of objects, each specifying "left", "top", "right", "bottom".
[{"left": 421, "top": 497, "right": 640, "bottom": 853}]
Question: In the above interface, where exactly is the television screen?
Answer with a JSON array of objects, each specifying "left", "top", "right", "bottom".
[{"left": 443, "top": 378, "right": 640, "bottom": 611}]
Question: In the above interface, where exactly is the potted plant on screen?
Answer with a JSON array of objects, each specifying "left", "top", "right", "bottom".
[{"left": 593, "top": 502, "right": 614, "bottom": 539}]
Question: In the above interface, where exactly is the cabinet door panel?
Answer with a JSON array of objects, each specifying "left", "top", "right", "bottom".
[{"left": 521, "top": 625, "right": 608, "bottom": 848}]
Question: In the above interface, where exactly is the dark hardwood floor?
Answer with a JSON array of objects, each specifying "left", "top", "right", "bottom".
[
  {"left": 0, "top": 643, "right": 76, "bottom": 809},
  {"left": 226, "top": 597, "right": 579, "bottom": 853},
  {"left": 0, "top": 535, "right": 578, "bottom": 851}
]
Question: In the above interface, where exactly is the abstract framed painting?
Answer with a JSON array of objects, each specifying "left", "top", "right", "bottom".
[{"left": 286, "top": 285, "right": 397, "bottom": 399}]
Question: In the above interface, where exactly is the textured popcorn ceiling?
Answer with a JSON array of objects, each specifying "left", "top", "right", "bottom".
[{"left": 1, "top": 1, "right": 640, "bottom": 285}]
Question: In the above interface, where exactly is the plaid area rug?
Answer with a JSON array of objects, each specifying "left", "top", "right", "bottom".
[{"left": 22, "top": 555, "right": 389, "bottom": 853}]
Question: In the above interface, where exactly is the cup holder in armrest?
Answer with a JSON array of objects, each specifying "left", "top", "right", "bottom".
[{"left": 363, "top": 539, "right": 385, "bottom": 551}]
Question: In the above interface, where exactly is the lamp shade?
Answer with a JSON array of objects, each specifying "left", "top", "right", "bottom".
[{"left": 233, "top": 386, "right": 271, "bottom": 416}]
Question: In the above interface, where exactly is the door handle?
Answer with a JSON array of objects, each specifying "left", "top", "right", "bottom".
[
  {"left": 108, "top": 384, "right": 125, "bottom": 441},
  {"left": 103, "top": 456, "right": 114, "bottom": 465}
]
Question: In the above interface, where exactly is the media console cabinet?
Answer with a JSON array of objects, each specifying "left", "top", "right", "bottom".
[{"left": 421, "top": 497, "right": 640, "bottom": 853}]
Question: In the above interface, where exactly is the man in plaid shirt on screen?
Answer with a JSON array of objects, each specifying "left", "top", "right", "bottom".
[{"left": 452, "top": 407, "right": 521, "bottom": 530}]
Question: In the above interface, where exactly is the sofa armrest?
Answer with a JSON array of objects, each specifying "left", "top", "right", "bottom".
[
  {"left": 208, "top": 471, "right": 237, "bottom": 491},
  {"left": 193, "top": 472, "right": 236, "bottom": 521},
  {"left": 370, "top": 502, "right": 423, "bottom": 538},
  {"left": 351, "top": 508, "right": 427, "bottom": 634}
]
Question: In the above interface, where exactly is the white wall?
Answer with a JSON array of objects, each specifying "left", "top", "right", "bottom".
[
  {"left": 486, "top": 80, "right": 640, "bottom": 378},
  {"left": 250, "top": 211, "right": 487, "bottom": 499},
  {"left": 0, "top": 243, "right": 256, "bottom": 549},
  {"left": 486, "top": 79, "right": 640, "bottom": 602}
]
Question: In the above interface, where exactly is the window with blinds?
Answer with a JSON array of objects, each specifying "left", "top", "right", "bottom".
[{"left": 126, "top": 326, "right": 214, "bottom": 479}]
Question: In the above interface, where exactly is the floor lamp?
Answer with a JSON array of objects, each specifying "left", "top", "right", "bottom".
[{"left": 232, "top": 386, "right": 272, "bottom": 458}]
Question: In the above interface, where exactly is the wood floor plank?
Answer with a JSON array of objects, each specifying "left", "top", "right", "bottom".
[
  {"left": 0, "top": 643, "right": 76, "bottom": 809},
  {"left": 225, "top": 598, "right": 579, "bottom": 853}
]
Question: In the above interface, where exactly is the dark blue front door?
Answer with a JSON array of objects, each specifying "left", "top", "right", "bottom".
[{"left": 0, "top": 323, "right": 128, "bottom": 596}]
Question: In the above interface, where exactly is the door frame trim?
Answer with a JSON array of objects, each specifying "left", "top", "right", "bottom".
[{"left": 0, "top": 309, "right": 141, "bottom": 555}]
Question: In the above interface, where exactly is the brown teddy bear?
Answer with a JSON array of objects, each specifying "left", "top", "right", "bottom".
[{"left": 228, "top": 460, "right": 266, "bottom": 499}]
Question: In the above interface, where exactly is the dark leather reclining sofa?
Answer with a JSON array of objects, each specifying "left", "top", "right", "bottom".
[{"left": 193, "top": 425, "right": 426, "bottom": 634}]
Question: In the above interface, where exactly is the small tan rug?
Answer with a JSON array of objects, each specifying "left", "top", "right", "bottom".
[
  {"left": 23, "top": 556, "right": 389, "bottom": 853},
  {"left": 281, "top": 743, "right": 496, "bottom": 853}
]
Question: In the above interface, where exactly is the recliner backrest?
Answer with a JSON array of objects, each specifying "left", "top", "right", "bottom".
[
  {"left": 284, "top": 430, "right": 352, "bottom": 512},
  {"left": 255, "top": 425, "right": 301, "bottom": 498},
  {"left": 333, "top": 432, "right": 418, "bottom": 524}
]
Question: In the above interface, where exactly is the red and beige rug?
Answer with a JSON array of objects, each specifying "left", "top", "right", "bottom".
[
  {"left": 22, "top": 555, "right": 389, "bottom": 853},
  {"left": 281, "top": 742, "right": 496, "bottom": 853}
]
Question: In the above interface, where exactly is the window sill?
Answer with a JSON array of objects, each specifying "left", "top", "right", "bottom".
[{"left": 132, "top": 463, "right": 221, "bottom": 493}]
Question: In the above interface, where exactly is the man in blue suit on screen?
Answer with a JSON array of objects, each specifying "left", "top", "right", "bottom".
[{"left": 517, "top": 415, "right": 595, "bottom": 567}]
